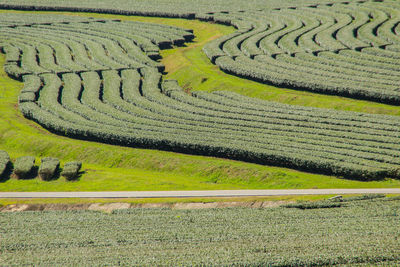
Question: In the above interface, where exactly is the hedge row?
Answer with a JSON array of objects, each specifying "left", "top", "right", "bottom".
[
  {"left": 213, "top": 55, "right": 400, "bottom": 105},
  {"left": 0, "top": 14, "right": 192, "bottom": 76},
  {"left": 200, "top": 2, "right": 400, "bottom": 104},
  {"left": 15, "top": 67, "right": 400, "bottom": 180},
  {"left": 0, "top": 151, "right": 82, "bottom": 181},
  {"left": 21, "top": 99, "right": 398, "bottom": 180}
]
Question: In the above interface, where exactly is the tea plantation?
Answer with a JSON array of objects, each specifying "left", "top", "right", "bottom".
[
  {"left": 0, "top": 0, "right": 400, "bottom": 265},
  {"left": 0, "top": 1, "right": 399, "bottom": 180},
  {"left": 1, "top": 196, "right": 399, "bottom": 266}
]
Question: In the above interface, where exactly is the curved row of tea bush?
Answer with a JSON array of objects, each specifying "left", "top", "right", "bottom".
[
  {"left": 0, "top": 13, "right": 193, "bottom": 79},
  {"left": 16, "top": 66, "right": 400, "bottom": 180},
  {"left": 2, "top": 0, "right": 399, "bottom": 104},
  {"left": 202, "top": 1, "right": 400, "bottom": 104}
]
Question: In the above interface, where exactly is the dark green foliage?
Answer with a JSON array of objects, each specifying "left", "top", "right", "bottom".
[
  {"left": 2, "top": 0, "right": 400, "bottom": 103},
  {"left": 338, "top": 194, "right": 386, "bottom": 202},
  {"left": 0, "top": 150, "right": 10, "bottom": 179},
  {"left": 39, "top": 157, "right": 60, "bottom": 181},
  {"left": 13, "top": 156, "right": 35, "bottom": 179},
  {"left": 284, "top": 201, "right": 343, "bottom": 209},
  {"left": 61, "top": 161, "right": 82, "bottom": 181}
]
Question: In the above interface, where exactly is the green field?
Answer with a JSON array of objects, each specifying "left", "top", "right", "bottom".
[
  {"left": 1, "top": 196, "right": 399, "bottom": 266},
  {"left": 0, "top": 2, "right": 399, "bottom": 266},
  {"left": 0, "top": 10, "right": 399, "bottom": 191}
]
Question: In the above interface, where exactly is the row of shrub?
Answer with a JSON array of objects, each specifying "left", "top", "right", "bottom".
[
  {"left": 0, "top": 14, "right": 193, "bottom": 79},
  {"left": 201, "top": 2, "right": 400, "bottom": 105},
  {"left": 2, "top": 0, "right": 399, "bottom": 98},
  {"left": 17, "top": 68, "right": 400, "bottom": 181},
  {"left": 0, "top": 151, "right": 82, "bottom": 181},
  {"left": 212, "top": 55, "right": 400, "bottom": 105}
]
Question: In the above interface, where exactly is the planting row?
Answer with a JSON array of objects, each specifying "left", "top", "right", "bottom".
[
  {"left": 0, "top": 13, "right": 193, "bottom": 79},
  {"left": 2, "top": 0, "right": 399, "bottom": 104},
  {"left": 203, "top": 1, "right": 400, "bottom": 104},
  {"left": 16, "top": 67, "right": 400, "bottom": 180}
]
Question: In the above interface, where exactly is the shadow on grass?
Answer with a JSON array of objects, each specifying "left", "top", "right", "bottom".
[
  {"left": 16, "top": 166, "right": 39, "bottom": 180},
  {"left": 63, "top": 170, "right": 86, "bottom": 182},
  {"left": 0, "top": 162, "right": 13, "bottom": 182}
]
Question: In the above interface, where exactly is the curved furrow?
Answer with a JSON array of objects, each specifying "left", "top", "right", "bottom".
[
  {"left": 200, "top": 1, "right": 400, "bottom": 104},
  {"left": 60, "top": 73, "right": 400, "bottom": 167},
  {"left": 259, "top": 13, "right": 304, "bottom": 56},
  {"left": 294, "top": 9, "right": 337, "bottom": 53},
  {"left": 276, "top": 10, "right": 322, "bottom": 54},
  {"left": 332, "top": 6, "right": 371, "bottom": 49},
  {"left": 312, "top": 9, "right": 351, "bottom": 51},
  {"left": 0, "top": 28, "right": 85, "bottom": 72}
]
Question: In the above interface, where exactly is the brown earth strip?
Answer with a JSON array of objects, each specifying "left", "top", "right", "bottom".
[{"left": 0, "top": 200, "right": 293, "bottom": 212}]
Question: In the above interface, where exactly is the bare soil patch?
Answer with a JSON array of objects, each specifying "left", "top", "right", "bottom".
[{"left": 0, "top": 200, "right": 294, "bottom": 212}]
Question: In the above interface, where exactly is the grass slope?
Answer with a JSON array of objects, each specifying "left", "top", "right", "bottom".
[
  {"left": 0, "top": 10, "right": 399, "bottom": 192},
  {"left": 1, "top": 197, "right": 400, "bottom": 265}
]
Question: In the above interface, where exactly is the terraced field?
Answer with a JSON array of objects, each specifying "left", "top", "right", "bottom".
[
  {"left": 204, "top": 1, "right": 400, "bottom": 104},
  {"left": 0, "top": 0, "right": 399, "bottom": 182}
]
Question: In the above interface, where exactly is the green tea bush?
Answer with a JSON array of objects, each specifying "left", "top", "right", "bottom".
[
  {"left": 2, "top": 4, "right": 400, "bottom": 181},
  {"left": 61, "top": 161, "right": 82, "bottom": 181},
  {"left": 13, "top": 156, "right": 35, "bottom": 179},
  {"left": 39, "top": 157, "right": 60, "bottom": 181},
  {"left": 1, "top": 197, "right": 400, "bottom": 266}
]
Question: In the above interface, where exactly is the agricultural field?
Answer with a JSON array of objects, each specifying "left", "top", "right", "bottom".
[
  {"left": 0, "top": 0, "right": 400, "bottom": 266},
  {"left": 0, "top": 0, "right": 399, "bottom": 184},
  {"left": 1, "top": 196, "right": 400, "bottom": 265}
]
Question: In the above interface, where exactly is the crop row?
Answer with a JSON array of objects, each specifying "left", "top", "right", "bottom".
[
  {"left": 0, "top": 14, "right": 193, "bottom": 78},
  {"left": 203, "top": 1, "right": 400, "bottom": 104},
  {"left": 2, "top": 1, "right": 399, "bottom": 105},
  {"left": 15, "top": 66, "right": 400, "bottom": 180}
]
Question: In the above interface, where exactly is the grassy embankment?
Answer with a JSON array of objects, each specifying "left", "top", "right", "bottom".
[{"left": 0, "top": 10, "right": 399, "bottom": 193}]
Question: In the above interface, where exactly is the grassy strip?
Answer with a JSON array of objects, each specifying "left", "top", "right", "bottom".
[{"left": 0, "top": 10, "right": 399, "bottom": 192}]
